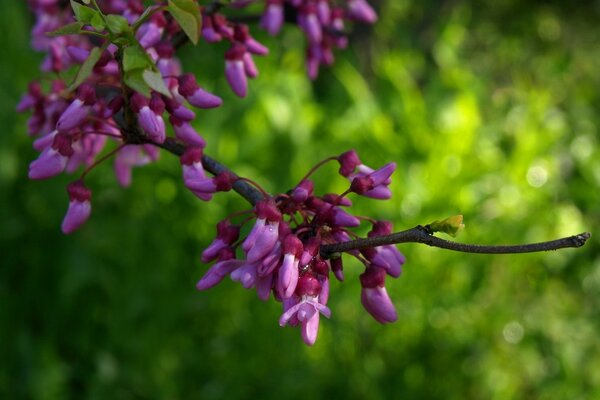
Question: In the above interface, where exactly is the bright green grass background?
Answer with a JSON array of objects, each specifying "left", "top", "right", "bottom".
[{"left": 1, "top": 1, "right": 599, "bottom": 399}]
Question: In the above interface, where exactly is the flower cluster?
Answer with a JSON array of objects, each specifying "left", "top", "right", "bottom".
[
  {"left": 19, "top": 0, "right": 378, "bottom": 234},
  {"left": 196, "top": 150, "right": 405, "bottom": 345}
]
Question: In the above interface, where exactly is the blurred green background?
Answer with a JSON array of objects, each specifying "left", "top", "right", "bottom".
[{"left": 1, "top": 0, "right": 599, "bottom": 399}]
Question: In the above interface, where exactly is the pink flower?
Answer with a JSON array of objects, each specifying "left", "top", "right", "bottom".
[
  {"left": 347, "top": 0, "right": 378, "bottom": 24},
  {"left": 61, "top": 180, "right": 92, "bottom": 234},
  {"left": 279, "top": 274, "right": 331, "bottom": 346},
  {"left": 170, "top": 116, "right": 206, "bottom": 148},
  {"left": 113, "top": 144, "right": 159, "bottom": 187},
  {"left": 277, "top": 235, "right": 303, "bottom": 298},
  {"left": 225, "top": 43, "right": 248, "bottom": 98},
  {"left": 201, "top": 220, "right": 240, "bottom": 263},
  {"left": 177, "top": 74, "right": 222, "bottom": 109},
  {"left": 28, "top": 133, "right": 73, "bottom": 180},
  {"left": 130, "top": 93, "right": 166, "bottom": 143},
  {"left": 56, "top": 84, "right": 96, "bottom": 133},
  {"left": 260, "top": 0, "right": 284, "bottom": 36},
  {"left": 359, "top": 266, "right": 397, "bottom": 324},
  {"left": 180, "top": 147, "right": 212, "bottom": 201}
]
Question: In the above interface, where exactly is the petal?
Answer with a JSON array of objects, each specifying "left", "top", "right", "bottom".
[
  {"left": 301, "top": 311, "right": 320, "bottom": 346},
  {"left": 61, "top": 200, "right": 91, "bottom": 234},
  {"left": 226, "top": 60, "right": 248, "bottom": 98},
  {"left": 246, "top": 222, "right": 279, "bottom": 262}
]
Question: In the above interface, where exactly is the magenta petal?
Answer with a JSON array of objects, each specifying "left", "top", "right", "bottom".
[
  {"left": 364, "top": 186, "right": 392, "bottom": 200},
  {"left": 61, "top": 200, "right": 91, "bottom": 234},
  {"left": 246, "top": 223, "right": 279, "bottom": 262},
  {"left": 174, "top": 122, "right": 206, "bottom": 147},
  {"left": 301, "top": 310, "right": 320, "bottom": 346},
  {"left": 242, "top": 218, "right": 265, "bottom": 252},
  {"left": 278, "top": 254, "right": 299, "bottom": 298},
  {"left": 230, "top": 262, "right": 257, "bottom": 289},
  {"left": 244, "top": 38, "right": 269, "bottom": 56},
  {"left": 256, "top": 274, "right": 273, "bottom": 301},
  {"left": 226, "top": 60, "right": 248, "bottom": 98},
  {"left": 243, "top": 53, "right": 258, "bottom": 78},
  {"left": 33, "top": 130, "right": 57, "bottom": 151},
  {"left": 361, "top": 286, "right": 397, "bottom": 324},
  {"left": 56, "top": 99, "right": 89, "bottom": 132},
  {"left": 279, "top": 300, "right": 303, "bottom": 327},
  {"left": 138, "top": 107, "right": 165, "bottom": 143},
  {"left": 187, "top": 88, "right": 223, "bottom": 109},
  {"left": 369, "top": 162, "right": 396, "bottom": 186},
  {"left": 28, "top": 148, "right": 67, "bottom": 180},
  {"left": 196, "top": 259, "right": 241, "bottom": 290},
  {"left": 260, "top": 5, "right": 284, "bottom": 36},
  {"left": 201, "top": 239, "right": 227, "bottom": 263},
  {"left": 333, "top": 208, "right": 361, "bottom": 227},
  {"left": 186, "top": 178, "right": 217, "bottom": 193}
]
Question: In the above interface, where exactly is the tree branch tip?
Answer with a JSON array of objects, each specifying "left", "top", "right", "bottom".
[{"left": 573, "top": 232, "right": 591, "bottom": 247}]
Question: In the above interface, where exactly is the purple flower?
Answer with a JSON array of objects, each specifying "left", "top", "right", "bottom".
[
  {"left": 28, "top": 133, "right": 73, "bottom": 180},
  {"left": 234, "top": 24, "right": 269, "bottom": 56},
  {"left": 225, "top": 43, "right": 248, "bottom": 98},
  {"left": 201, "top": 220, "right": 241, "bottom": 263},
  {"left": 279, "top": 275, "right": 331, "bottom": 346},
  {"left": 113, "top": 144, "right": 159, "bottom": 187},
  {"left": 291, "top": 179, "right": 314, "bottom": 203},
  {"left": 277, "top": 235, "right": 303, "bottom": 299},
  {"left": 299, "top": 4, "right": 322, "bottom": 44},
  {"left": 359, "top": 266, "right": 397, "bottom": 324},
  {"left": 349, "top": 162, "right": 396, "bottom": 199},
  {"left": 260, "top": 0, "right": 284, "bottom": 36},
  {"left": 61, "top": 180, "right": 92, "bottom": 234},
  {"left": 163, "top": 96, "right": 196, "bottom": 121},
  {"left": 130, "top": 93, "right": 166, "bottom": 143},
  {"left": 170, "top": 116, "right": 206, "bottom": 148},
  {"left": 56, "top": 84, "right": 96, "bottom": 133},
  {"left": 177, "top": 74, "right": 222, "bottom": 109},
  {"left": 180, "top": 147, "right": 212, "bottom": 201},
  {"left": 347, "top": 0, "right": 378, "bottom": 24},
  {"left": 197, "top": 248, "right": 243, "bottom": 290}
]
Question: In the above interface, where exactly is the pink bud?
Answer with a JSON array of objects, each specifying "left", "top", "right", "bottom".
[{"left": 61, "top": 180, "right": 92, "bottom": 234}]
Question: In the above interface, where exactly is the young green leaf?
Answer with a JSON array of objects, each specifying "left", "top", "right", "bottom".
[
  {"left": 167, "top": 0, "right": 201, "bottom": 45},
  {"left": 69, "top": 46, "right": 102, "bottom": 91},
  {"left": 142, "top": 70, "right": 172, "bottom": 98},
  {"left": 70, "top": 0, "right": 98, "bottom": 24},
  {"left": 124, "top": 70, "right": 152, "bottom": 98},
  {"left": 90, "top": 12, "right": 106, "bottom": 31},
  {"left": 45, "top": 22, "right": 85, "bottom": 37},
  {"left": 123, "top": 45, "right": 152, "bottom": 72},
  {"left": 106, "top": 14, "right": 130, "bottom": 35}
]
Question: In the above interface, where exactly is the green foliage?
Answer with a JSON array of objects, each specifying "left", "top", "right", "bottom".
[
  {"left": 1, "top": 1, "right": 599, "bottom": 400},
  {"left": 167, "top": 0, "right": 202, "bottom": 45},
  {"left": 69, "top": 47, "right": 102, "bottom": 91}
]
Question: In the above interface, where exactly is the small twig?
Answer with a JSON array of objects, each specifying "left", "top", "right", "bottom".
[{"left": 320, "top": 226, "right": 591, "bottom": 258}]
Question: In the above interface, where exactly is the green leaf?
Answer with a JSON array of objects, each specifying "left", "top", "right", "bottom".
[
  {"left": 167, "top": 0, "right": 201, "bottom": 45},
  {"left": 429, "top": 215, "right": 465, "bottom": 237},
  {"left": 143, "top": 70, "right": 172, "bottom": 98},
  {"left": 90, "top": 12, "right": 106, "bottom": 31},
  {"left": 69, "top": 46, "right": 102, "bottom": 91},
  {"left": 123, "top": 45, "right": 152, "bottom": 72},
  {"left": 70, "top": 0, "right": 98, "bottom": 24},
  {"left": 81, "top": 0, "right": 91, "bottom": 4},
  {"left": 106, "top": 14, "right": 130, "bottom": 35},
  {"left": 124, "top": 70, "right": 151, "bottom": 98},
  {"left": 45, "top": 21, "right": 85, "bottom": 37}
]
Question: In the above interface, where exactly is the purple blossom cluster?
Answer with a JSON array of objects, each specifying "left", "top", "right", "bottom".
[
  {"left": 259, "top": 0, "right": 377, "bottom": 78},
  {"left": 19, "top": 0, "right": 378, "bottom": 234},
  {"left": 196, "top": 150, "right": 405, "bottom": 345}
]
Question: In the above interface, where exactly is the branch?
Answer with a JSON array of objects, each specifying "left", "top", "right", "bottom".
[
  {"left": 320, "top": 226, "right": 591, "bottom": 258},
  {"left": 154, "top": 137, "right": 265, "bottom": 205}
]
